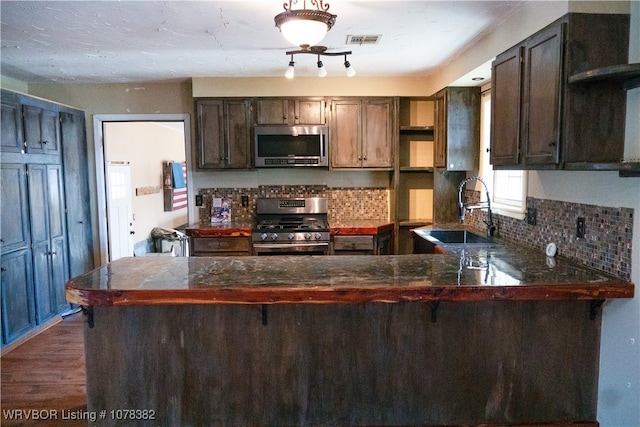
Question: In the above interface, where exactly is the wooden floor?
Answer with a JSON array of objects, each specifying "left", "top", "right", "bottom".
[{"left": 1, "top": 312, "right": 87, "bottom": 426}]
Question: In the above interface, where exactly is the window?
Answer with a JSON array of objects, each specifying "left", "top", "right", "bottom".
[{"left": 479, "top": 88, "right": 526, "bottom": 219}]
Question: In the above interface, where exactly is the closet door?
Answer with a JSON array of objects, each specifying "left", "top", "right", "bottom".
[
  {"left": 60, "top": 110, "right": 94, "bottom": 278},
  {"left": 27, "top": 164, "right": 69, "bottom": 322}
]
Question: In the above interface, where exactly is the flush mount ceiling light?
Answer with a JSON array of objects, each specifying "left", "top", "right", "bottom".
[
  {"left": 274, "top": 0, "right": 337, "bottom": 48},
  {"left": 284, "top": 45, "right": 355, "bottom": 78}
]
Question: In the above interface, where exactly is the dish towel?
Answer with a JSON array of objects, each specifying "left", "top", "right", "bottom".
[{"left": 171, "top": 161, "right": 185, "bottom": 189}]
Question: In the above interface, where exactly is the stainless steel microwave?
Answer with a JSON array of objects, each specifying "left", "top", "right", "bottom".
[{"left": 254, "top": 125, "right": 328, "bottom": 168}]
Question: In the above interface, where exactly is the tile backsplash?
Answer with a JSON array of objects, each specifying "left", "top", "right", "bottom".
[
  {"left": 198, "top": 185, "right": 389, "bottom": 223},
  {"left": 198, "top": 186, "right": 633, "bottom": 281},
  {"left": 463, "top": 190, "right": 633, "bottom": 281}
]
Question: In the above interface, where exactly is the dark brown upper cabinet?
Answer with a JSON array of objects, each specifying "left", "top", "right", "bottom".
[
  {"left": 195, "top": 98, "right": 252, "bottom": 170},
  {"left": 434, "top": 87, "right": 480, "bottom": 171},
  {"left": 255, "top": 98, "right": 325, "bottom": 125},
  {"left": 329, "top": 97, "right": 394, "bottom": 169},
  {"left": 490, "top": 13, "right": 630, "bottom": 170}
]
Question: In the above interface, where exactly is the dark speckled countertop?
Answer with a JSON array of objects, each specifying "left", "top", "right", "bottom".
[{"left": 66, "top": 239, "right": 633, "bottom": 306}]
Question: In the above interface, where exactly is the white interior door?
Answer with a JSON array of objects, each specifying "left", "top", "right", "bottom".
[{"left": 106, "top": 163, "right": 133, "bottom": 261}]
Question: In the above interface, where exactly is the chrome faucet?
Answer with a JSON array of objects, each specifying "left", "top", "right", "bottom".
[{"left": 458, "top": 176, "right": 496, "bottom": 237}]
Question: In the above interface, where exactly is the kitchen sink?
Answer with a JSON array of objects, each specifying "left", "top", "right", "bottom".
[
  {"left": 412, "top": 229, "right": 496, "bottom": 254},
  {"left": 423, "top": 230, "right": 493, "bottom": 244}
]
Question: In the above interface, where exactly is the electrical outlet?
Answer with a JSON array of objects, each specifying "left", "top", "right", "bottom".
[
  {"left": 195, "top": 195, "right": 203, "bottom": 207},
  {"left": 576, "top": 217, "right": 585, "bottom": 238},
  {"left": 526, "top": 208, "right": 537, "bottom": 225}
]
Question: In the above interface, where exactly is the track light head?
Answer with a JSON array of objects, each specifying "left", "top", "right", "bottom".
[
  {"left": 344, "top": 58, "right": 356, "bottom": 77},
  {"left": 317, "top": 58, "right": 327, "bottom": 77},
  {"left": 285, "top": 60, "right": 295, "bottom": 79}
]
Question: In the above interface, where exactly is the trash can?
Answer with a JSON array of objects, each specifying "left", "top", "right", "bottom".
[{"left": 151, "top": 227, "right": 189, "bottom": 256}]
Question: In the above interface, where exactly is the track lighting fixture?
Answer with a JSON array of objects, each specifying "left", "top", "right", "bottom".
[
  {"left": 283, "top": 45, "right": 354, "bottom": 78},
  {"left": 275, "top": 1, "right": 355, "bottom": 78}
]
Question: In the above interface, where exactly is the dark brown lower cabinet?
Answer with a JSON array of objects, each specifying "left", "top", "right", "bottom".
[{"left": 85, "top": 301, "right": 600, "bottom": 426}]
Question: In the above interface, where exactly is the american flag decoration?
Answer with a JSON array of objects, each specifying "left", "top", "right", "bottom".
[{"left": 163, "top": 161, "right": 187, "bottom": 211}]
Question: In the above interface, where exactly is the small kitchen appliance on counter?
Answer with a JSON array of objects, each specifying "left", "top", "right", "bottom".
[{"left": 252, "top": 197, "right": 330, "bottom": 255}]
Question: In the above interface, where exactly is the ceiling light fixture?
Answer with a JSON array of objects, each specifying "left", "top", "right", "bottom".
[
  {"left": 274, "top": 0, "right": 337, "bottom": 48},
  {"left": 284, "top": 45, "right": 355, "bottom": 78}
]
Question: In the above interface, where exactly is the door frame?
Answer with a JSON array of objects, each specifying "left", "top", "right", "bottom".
[{"left": 93, "top": 114, "right": 193, "bottom": 266}]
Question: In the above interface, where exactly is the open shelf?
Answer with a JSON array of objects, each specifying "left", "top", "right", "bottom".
[
  {"left": 400, "top": 126, "right": 435, "bottom": 132},
  {"left": 398, "top": 219, "right": 432, "bottom": 227},
  {"left": 569, "top": 63, "right": 640, "bottom": 90}
]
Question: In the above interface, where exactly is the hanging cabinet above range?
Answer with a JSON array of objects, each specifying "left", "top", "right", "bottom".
[{"left": 255, "top": 98, "right": 325, "bottom": 125}]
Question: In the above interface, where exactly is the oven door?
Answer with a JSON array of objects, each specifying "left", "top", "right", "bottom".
[{"left": 252, "top": 242, "right": 329, "bottom": 256}]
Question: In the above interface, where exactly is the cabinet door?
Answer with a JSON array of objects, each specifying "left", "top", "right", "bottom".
[
  {"left": 1, "top": 164, "right": 30, "bottom": 253},
  {"left": 224, "top": 100, "right": 252, "bottom": 169},
  {"left": 27, "top": 164, "right": 56, "bottom": 323},
  {"left": 196, "top": 100, "right": 225, "bottom": 168},
  {"left": 1, "top": 91, "right": 23, "bottom": 153},
  {"left": 46, "top": 164, "right": 70, "bottom": 313},
  {"left": 522, "top": 23, "right": 563, "bottom": 165},
  {"left": 256, "top": 99, "right": 288, "bottom": 125},
  {"left": 22, "top": 103, "right": 61, "bottom": 155},
  {"left": 295, "top": 99, "right": 325, "bottom": 124},
  {"left": 490, "top": 45, "right": 523, "bottom": 166},
  {"left": 60, "top": 111, "right": 95, "bottom": 278},
  {"left": 330, "top": 99, "right": 361, "bottom": 168},
  {"left": 434, "top": 90, "right": 446, "bottom": 168},
  {"left": 362, "top": 99, "right": 393, "bottom": 168},
  {"left": 1, "top": 249, "right": 36, "bottom": 345},
  {"left": 27, "top": 164, "right": 69, "bottom": 322}
]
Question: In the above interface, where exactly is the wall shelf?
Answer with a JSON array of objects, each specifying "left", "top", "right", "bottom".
[
  {"left": 400, "top": 126, "right": 435, "bottom": 132},
  {"left": 568, "top": 63, "right": 640, "bottom": 90},
  {"left": 400, "top": 167, "right": 434, "bottom": 173}
]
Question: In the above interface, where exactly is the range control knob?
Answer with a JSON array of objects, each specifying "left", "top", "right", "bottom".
[
  {"left": 260, "top": 233, "right": 268, "bottom": 241},
  {"left": 270, "top": 233, "right": 278, "bottom": 241},
  {"left": 304, "top": 233, "right": 312, "bottom": 240},
  {"left": 314, "top": 232, "right": 322, "bottom": 240},
  {"left": 288, "top": 233, "right": 295, "bottom": 240}
]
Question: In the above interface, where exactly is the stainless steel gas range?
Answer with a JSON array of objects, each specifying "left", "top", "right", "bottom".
[{"left": 252, "top": 197, "right": 330, "bottom": 256}]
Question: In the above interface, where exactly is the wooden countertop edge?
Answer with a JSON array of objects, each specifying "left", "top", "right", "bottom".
[
  {"left": 66, "top": 282, "right": 634, "bottom": 307},
  {"left": 330, "top": 223, "right": 394, "bottom": 235}
]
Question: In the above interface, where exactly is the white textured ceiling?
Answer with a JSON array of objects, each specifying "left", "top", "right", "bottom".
[{"left": 0, "top": 1, "right": 525, "bottom": 84}]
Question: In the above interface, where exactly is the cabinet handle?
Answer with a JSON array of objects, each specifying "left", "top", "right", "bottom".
[
  {"left": 548, "top": 141, "right": 556, "bottom": 147},
  {"left": 51, "top": 251, "right": 56, "bottom": 255},
  {"left": 1, "top": 267, "right": 6, "bottom": 272},
  {"left": 78, "top": 221, "right": 84, "bottom": 224},
  {"left": 42, "top": 140, "right": 50, "bottom": 145},
  {"left": 486, "top": 148, "right": 491, "bottom": 153},
  {"left": 363, "top": 156, "right": 367, "bottom": 161},
  {"left": 130, "top": 231, "right": 136, "bottom": 235}
]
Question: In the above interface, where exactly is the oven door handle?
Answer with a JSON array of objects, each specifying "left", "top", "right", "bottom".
[{"left": 253, "top": 242, "right": 329, "bottom": 249}]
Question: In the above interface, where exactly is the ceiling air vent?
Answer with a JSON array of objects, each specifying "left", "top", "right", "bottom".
[{"left": 346, "top": 35, "right": 382, "bottom": 45}]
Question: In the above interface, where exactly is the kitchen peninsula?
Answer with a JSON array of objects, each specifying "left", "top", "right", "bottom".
[{"left": 67, "top": 241, "right": 633, "bottom": 427}]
